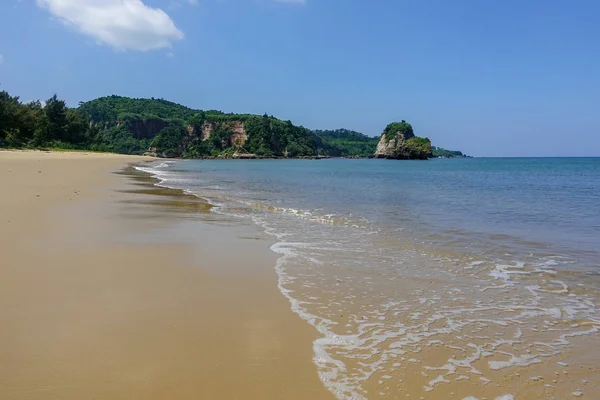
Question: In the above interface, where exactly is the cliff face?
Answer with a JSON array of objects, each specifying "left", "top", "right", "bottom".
[
  {"left": 114, "top": 118, "right": 248, "bottom": 148},
  {"left": 186, "top": 121, "right": 248, "bottom": 147},
  {"left": 374, "top": 121, "right": 432, "bottom": 160},
  {"left": 223, "top": 121, "right": 247, "bottom": 147}
]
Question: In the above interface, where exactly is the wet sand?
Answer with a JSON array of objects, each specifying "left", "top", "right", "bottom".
[{"left": 0, "top": 151, "right": 333, "bottom": 400}]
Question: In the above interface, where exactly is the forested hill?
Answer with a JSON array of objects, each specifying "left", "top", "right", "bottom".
[
  {"left": 78, "top": 96, "right": 197, "bottom": 123},
  {"left": 1, "top": 90, "right": 465, "bottom": 158},
  {"left": 78, "top": 95, "right": 345, "bottom": 157},
  {"left": 431, "top": 146, "right": 466, "bottom": 157},
  {"left": 313, "top": 129, "right": 380, "bottom": 157}
]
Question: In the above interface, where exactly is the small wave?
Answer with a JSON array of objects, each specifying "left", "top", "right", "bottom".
[
  {"left": 153, "top": 161, "right": 174, "bottom": 168},
  {"left": 266, "top": 236, "right": 600, "bottom": 398},
  {"left": 239, "top": 201, "right": 373, "bottom": 230}
]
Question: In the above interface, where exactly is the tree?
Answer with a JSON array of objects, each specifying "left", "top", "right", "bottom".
[
  {"left": 150, "top": 124, "right": 186, "bottom": 156},
  {"left": 65, "top": 109, "right": 90, "bottom": 144},
  {"left": 44, "top": 94, "right": 69, "bottom": 142},
  {"left": 286, "top": 142, "right": 302, "bottom": 157},
  {"left": 13, "top": 101, "right": 44, "bottom": 145},
  {"left": 0, "top": 90, "right": 21, "bottom": 140}
]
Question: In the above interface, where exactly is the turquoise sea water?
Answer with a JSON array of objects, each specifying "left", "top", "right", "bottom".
[{"left": 138, "top": 158, "right": 600, "bottom": 399}]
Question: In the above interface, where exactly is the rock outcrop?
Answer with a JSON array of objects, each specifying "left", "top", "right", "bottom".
[
  {"left": 374, "top": 121, "right": 432, "bottom": 160},
  {"left": 186, "top": 121, "right": 248, "bottom": 148},
  {"left": 225, "top": 121, "right": 248, "bottom": 147}
]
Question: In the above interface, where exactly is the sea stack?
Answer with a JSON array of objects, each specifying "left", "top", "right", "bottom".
[{"left": 374, "top": 121, "right": 432, "bottom": 160}]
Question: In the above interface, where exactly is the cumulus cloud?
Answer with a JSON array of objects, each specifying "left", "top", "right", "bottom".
[{"left": 37, "top": 0, "right": 184, "bottom": 51}]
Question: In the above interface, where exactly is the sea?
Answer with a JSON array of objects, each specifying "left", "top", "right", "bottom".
[{"left": 136, "top": 157, "right": 600, "bottom": 400}]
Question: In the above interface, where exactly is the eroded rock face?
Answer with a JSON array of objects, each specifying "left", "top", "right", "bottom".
[
  {"left": 227, "top": 121, "right": 248, "bottom": 147},
  {"left": 188, "top": 121, "right": 248, "bottom": 147},
  {"left": 374, "top": 136, "right": 420, "bottom": 159},
  {"left": 375, "top": 135, "right": 400, "bottom": 158},
  {"left": 200, "top": 121, "right": 213, "bottom": 140}
]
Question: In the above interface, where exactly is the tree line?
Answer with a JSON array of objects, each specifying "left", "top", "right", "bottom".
[{"left": 1, "top": 91, "right": 94, "bottom": 149}]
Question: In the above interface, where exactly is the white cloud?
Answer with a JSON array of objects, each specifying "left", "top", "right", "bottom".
[
  {"left": 37, "top": 0, "right": 184, "bottom": 51},
  {"left": 0, "top": 54, "right": 3, "bottom": 65}
]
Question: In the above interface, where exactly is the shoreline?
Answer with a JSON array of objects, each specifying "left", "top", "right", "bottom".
[{"left": 0, "top": 150, "right": 333, "bottom": 400}]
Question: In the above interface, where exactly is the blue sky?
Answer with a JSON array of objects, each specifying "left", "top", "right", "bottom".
[{"left": 0, "top": 0, "right": 599, "bottom": 156}]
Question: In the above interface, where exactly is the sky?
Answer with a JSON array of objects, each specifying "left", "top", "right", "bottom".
[{"left": 0, "top": 0, "right": 599, "bottom": 157}]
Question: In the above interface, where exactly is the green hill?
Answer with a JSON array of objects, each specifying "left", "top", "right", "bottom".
[
  {"left": 78, "top": 95, "right": 339, "bottom": 157},
  {"left": 313, "top": 129, "right": 379, "bottom": 157}
]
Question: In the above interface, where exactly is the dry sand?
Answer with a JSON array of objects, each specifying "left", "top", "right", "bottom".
[{"left": 0, "top": 150, "right": 333, "bottom": 400}]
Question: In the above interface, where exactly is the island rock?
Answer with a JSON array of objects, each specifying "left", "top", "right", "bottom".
[{"left": 374, "top": 121, "right": 432, "bottom": 160}]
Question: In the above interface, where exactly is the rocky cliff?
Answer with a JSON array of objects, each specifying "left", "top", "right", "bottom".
[
  {"left": 374, "top": 121, "right": 432, "bottom": 160},
  {"left": 210, "top": 121, "right": 247, "bottom": 147},
  {"left": 185, "top": 120, "right": 248, "bottom": 147}
]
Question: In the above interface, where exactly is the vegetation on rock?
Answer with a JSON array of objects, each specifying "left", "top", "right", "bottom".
[
  {"left": 383, "top": 120, "right": 414, "bottom": 141},
  {"left": 403, "top": 137, "right": 432, "bottom": 159}
]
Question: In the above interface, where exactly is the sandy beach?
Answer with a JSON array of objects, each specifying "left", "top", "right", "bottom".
[{"left": 0, "top": 150, "right": 333, "bottom": 400}]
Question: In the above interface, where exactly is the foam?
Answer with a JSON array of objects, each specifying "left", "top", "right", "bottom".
[
  {"left": 270, "top": 241, "right": 367, "bottom": 399},
  {"left": 424, "top": 374, "right": 450, "bottom": 391},
  {"left": 462, "top": 397, "right": 514, "bottom": 400},
  {"left": 488, "top": 353, "right": 542, "bottom": 370}
]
